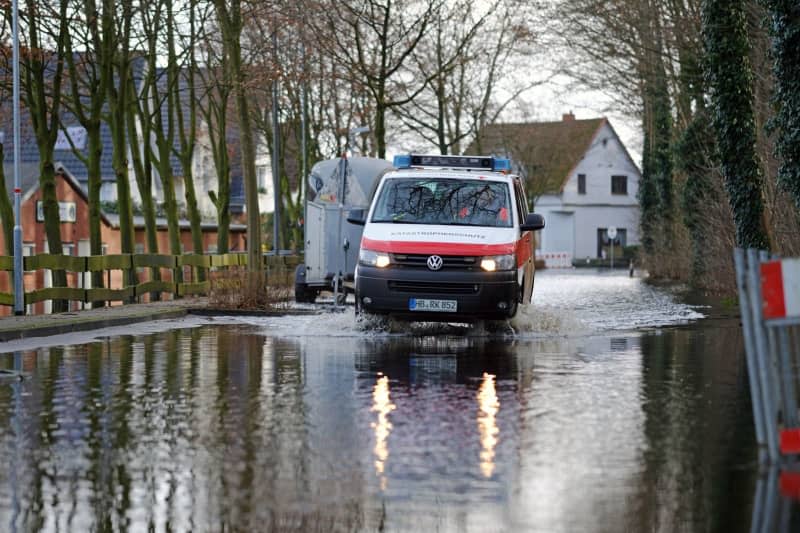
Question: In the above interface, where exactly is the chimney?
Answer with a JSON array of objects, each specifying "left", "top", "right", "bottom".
[{"left": 562, "top": 111, "right": 575, "bottom": 122}]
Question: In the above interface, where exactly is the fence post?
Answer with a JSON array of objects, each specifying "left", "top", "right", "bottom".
[{"left": 746, "top": 248, "right": 781, "bottom": 463}]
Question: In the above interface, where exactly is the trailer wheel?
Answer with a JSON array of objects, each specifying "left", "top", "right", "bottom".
[{"left": 294, "top": 264, "right": 317, "bottom": 303}]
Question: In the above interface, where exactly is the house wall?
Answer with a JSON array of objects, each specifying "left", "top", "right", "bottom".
[
  {"left": 561, "top": 122, "right": 641, "bottom": 207},
  {"left": 1, "top": 173, "right": 246, "bottom": 316},
  {"left": 136, "top": 226, "right": 246, "bottom": 255},
  {"left": 572, "top": 206, "right": 640, "bottom": 259},
  {"left": 256, "top": 146, "right": 275, "bottom": 215},
  {"left": 534, "top": 122, "right": 641, "bottom": 261}
]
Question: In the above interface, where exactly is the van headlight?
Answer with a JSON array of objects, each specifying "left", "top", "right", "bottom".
[
  {"left": 480, "top": 254, "right": 515, "bottom": 271},
  {"left": 360, "top": 249, "right": 391, "bottom": 268}
]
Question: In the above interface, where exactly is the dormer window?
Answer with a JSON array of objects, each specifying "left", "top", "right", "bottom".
[{"left": 611, "top": 175, "right": 627, "bottom": 195}]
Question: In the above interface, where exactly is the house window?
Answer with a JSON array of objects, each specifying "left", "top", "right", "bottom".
[
  {"left": 23, "top": 242, "right": 35, "bottom": 272},
  {"left": 577, "top": 174, "right": 586, "bottom": 195},
  {"left": 62, "top": 242, "right": 75, "bottom": 256},
  {"left": 100, "top": 182, "right": 116, "bottom": 203},
  {"left": 611, "top": 175, "right": 627, "bottom": 195}
]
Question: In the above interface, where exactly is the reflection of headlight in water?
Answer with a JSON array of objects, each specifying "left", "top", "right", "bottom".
[
  {"left": 478, "top": 372, "right": 500, "bottom": 478},
  {"left": 372, "top": 374, "right": 396, "bottom": 490}
]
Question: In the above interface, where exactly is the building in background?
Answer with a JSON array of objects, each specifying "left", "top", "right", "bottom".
[
  {"left": 473, "top": 113, "right": 641, "bottom": 266},
  {"left": 0, "top": 164, "right": 246, "bottom": 316}
]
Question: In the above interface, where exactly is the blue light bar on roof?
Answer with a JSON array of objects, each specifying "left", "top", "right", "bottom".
[
  {"left": 392, "top": 154, "right": 511, "bottom": 172},
  {"left": 492, "top": 158, "right": 511, "bottom": 172},
  {"left": 393, "top": 154, "right": 412, "bottom": 168}
]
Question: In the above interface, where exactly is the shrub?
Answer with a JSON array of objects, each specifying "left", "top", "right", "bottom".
[{"left": 208, "top": 267, "right": 293, "bottom": 310}]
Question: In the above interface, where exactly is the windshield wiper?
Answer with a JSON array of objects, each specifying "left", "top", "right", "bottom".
[{"left": 372, "top": 219, "right": 420, "bottom": 224}]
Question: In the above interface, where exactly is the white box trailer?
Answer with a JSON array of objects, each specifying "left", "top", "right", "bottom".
[{"left": 295, "top": 156, "right": 393, "bottom": 303}]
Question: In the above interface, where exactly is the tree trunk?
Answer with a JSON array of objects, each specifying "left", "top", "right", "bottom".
[
  {"left": 170, "top": 0, "right": 204, "bottom": 278},
  {"left": 763, "top": 0, "right": 800, "bottom": 213},
  {"left": 39, "top": 157, "right": 67, "bottom": 312},
  {"left": 127, "top": 102, "right": 162, "bottom": 299},
  {"left": 215, "top": 0, "right": 262, "bottom": 270},
  {"left": 127, "top": 78, "right": 159, "bottom": 258},
  {"left": 375, "top": 103, "right": 387, "bottom": 159},
  {"left": 207, "top": 105, "right": 231, "bottom": 253},
  {"left": 0, "top": 145, "right": 13, "bottom": 255},
  {"left": 23, "top": 0, "right": 70, "bottom": 312},
  {"left": 86, "top": 127, "right": 105, "bottom": 303},
  {"left": 702, "top": 0, "right": 771, "bottom": 250},
  {"left": 105, "top": 0, "right": 136, "bottom": 297}
]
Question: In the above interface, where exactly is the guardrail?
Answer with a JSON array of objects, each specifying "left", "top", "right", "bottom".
[
  {"left": 734, "top": 248, "right": 800, "bottom": 465},
  {"left": 0, "top": 253, "right": 301, "bottom": 308}
]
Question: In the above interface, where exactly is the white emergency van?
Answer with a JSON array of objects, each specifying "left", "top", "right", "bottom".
[{"left": 347, "top": 154, "right": 545, "bottom": 321}]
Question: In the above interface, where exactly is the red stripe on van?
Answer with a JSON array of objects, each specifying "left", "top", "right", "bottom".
[
  {"left": 516, "top": 232, "right": 532, "bottom": 267},
  {"left": 361, "top": 237, "right": 515, "bottom": 257}
]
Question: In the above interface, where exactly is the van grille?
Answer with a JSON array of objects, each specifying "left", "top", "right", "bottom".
[
  {"left": 391, "top": 254, "right": 478, "bottom": 270},
  {"left": 387, "top": 281, "right": 479, "bottom": 294}
]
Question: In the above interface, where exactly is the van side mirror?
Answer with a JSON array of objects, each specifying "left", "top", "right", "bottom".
[
  {"left": 520, "top": 213, "right": 545, "bottom": 231},
  {"left": 347, "top": 208, "right": 366, "bottom": 226}
]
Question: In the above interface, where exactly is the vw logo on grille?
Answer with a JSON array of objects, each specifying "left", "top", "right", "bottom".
[{"left": 427, "top": 255, "right": 443, "bottom": 271}]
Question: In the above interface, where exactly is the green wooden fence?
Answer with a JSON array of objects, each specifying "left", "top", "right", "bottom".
[{"left": 0, "top": 253, "right": 300, "bottom": 308}]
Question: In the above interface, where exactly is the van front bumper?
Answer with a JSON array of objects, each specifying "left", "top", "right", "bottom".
[{"left": 356, "top": 265, "right": 518, "bottom": 321}]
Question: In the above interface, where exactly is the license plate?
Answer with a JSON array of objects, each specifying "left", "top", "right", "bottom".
[{"left": 409, "top": 298, "right": 457, "bottom": 312}]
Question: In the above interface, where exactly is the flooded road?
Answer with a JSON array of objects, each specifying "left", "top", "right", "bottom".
[{"left": 0, "top": 270, "right": 790, "bottom": 531}]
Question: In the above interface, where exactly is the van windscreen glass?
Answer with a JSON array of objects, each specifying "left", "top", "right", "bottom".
[{"left": 371, "top": 178, "right": 513, "bottom": 228}]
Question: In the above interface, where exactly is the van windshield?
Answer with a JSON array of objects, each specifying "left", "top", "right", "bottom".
[{"left": 371, "top": 178, "right": 513, "bottom": 228}]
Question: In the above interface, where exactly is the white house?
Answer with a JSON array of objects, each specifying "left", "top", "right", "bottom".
[{"left": 475, "top": 113, "right": 641, "bottom": 266}]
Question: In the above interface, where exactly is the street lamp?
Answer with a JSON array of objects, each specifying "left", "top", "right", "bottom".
[
  {"left": 12, "top": 0, "right": 23, "bottom": 315},
  {"left": 348, "top": 126, "right": 370, "bottom": 156}
]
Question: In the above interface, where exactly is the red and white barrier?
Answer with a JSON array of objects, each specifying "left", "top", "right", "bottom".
[
  {"left": 536, "top": 252, "right": 573, "bottom": 269},
  {"left": 760, "top": 258, "right": 800, "bottom": 319}
]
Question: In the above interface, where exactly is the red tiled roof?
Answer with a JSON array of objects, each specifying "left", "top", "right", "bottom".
[{"left": 470, "top": 117, "right": 606, "bottom": 194}]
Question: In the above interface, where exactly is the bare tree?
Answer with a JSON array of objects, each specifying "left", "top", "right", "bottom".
[
  {"left": 196, "top": 4, "right": 234, "bottom": 253},
  {"left": 321, "top": 0, "right": 440, "bottom": 159},
  {"left": 0, "top": 51, "right": 13, "bottom": 255},
  {"left": 140, "top": 0, "right": 183, "bottom": 267},
  {"left": 213, "top": 0, "right": 262, "bottom": 271},
  {"left": 18, "top": 0, "right": 71, "bottom": 311},
  {"left": 172, "top": 0, "right": 204, "bottom": 265},
  {"left": 397, "top": 0, "right": 542, "bottom": 155},
  {"left": 62, "top": 0, "right": 119, "bottom": 300}
]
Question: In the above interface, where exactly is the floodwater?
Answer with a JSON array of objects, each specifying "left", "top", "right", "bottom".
[{"left": 0, "top": 270, "right": 795, "bottom": 532}]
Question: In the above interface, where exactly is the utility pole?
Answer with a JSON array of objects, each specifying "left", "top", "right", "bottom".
[
  {"left": 271, "top": 31, "right": 281, "bottom": 252},
  {"left": 300, "top": 43, "right": 307, "bottom": 206},
  {"left": 12, "top": 0, "right": 24, "bottom": 315}
]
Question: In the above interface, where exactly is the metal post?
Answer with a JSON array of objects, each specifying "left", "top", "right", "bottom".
[
  {"left": 300, "top": 44, "right": 308, "bottom": 257},
  {"left": 734, "top": 249, "right": 767, "bottom": 459},
  {"left": 334, "top": 156, "right": 347, "bottom": 308},
  {"left": 610, "top": 239, "right": 614, "bottom": 269},
  {"left": 300, "top": 44, "right": 307, "bottom": 206},
  {"left": 12, "top": 0, "right": 24, "bottom": 315},
  {"left": 746, "top": 249, "right": 781, "bottom": 462},
  {"left": 271, "top": 32, "right": 281, "bottom": 252},
  {"left": 776, "top": 327, "right": 798, "bottom": 428}
]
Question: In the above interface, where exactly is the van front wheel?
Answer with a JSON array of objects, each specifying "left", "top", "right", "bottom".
[{"left": 506, "top": 283, "right": 522, "bottom": 319}]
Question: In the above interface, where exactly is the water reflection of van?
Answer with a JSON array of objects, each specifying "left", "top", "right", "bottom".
[
  {"left": 348, "top": 155, "right": 545, "bottom": 322},
  {"left": 353, "top": 337, "right": 517, "bottom": 385}
]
